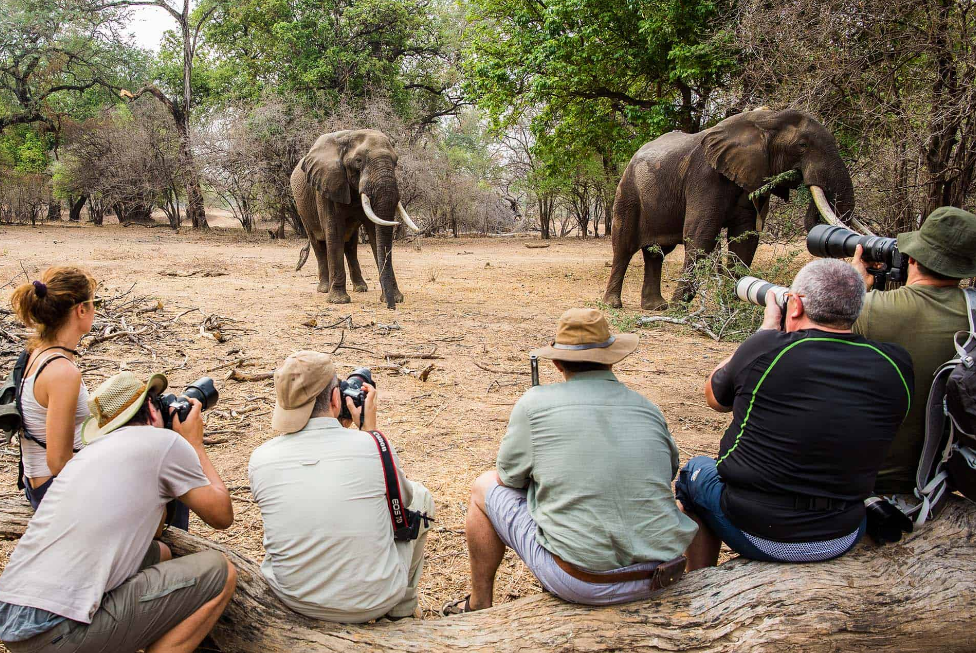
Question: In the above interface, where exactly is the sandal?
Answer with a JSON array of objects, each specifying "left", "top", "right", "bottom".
[{"left": 440, "top": 595, "right": 473, "bottom": 616}]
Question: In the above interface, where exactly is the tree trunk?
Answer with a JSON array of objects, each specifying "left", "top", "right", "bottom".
[
  {"left": 175, "top": 118, "right": 208, "bottom": 230},
  {"left": 12, "top": 499, "right": 976, "bottom": 649},
  {"left": 45, "top": 196, "right": 61, "bottom": 222},
  {"left": 69, "top": 195, "right": 87, "bottom": 222},
  {"left": 1, "top": 497, "right": 974, "bottom": 651}
]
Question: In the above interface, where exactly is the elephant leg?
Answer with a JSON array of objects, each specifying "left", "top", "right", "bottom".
[
  {"left": 345, "top": 233, "right": 368, "bottom": 292},
  {"left": 726, "top": 215, "right": 760, "bottom": 276},
  {"left": 603, "top": 189, "right": 638, "bottom": 309},
  {"left": 309, "top": 238, "right": 330, "bottom": 293},
  {"left": 672, "top": 204, "right": 725, "bottom": 305},
  {"left": 317, "top": 195, "right": 350, "bottom": 304},
  {"left": 641, "top": 245, "right": 675, "bottom": 311}
]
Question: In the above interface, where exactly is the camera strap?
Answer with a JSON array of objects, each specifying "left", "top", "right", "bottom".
[{"left": 366, "top": 430, "right": 411, "bottom": 537}]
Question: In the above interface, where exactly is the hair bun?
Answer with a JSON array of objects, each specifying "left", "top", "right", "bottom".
[{"left": 32, "top": 280, "right": 47, "bottom": 298}]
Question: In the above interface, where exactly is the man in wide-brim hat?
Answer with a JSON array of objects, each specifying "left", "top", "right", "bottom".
[
  {"left": 0, "top": 371, "right": 237, "bottom": 653},
  {"left": 442, "top": 308, "right": 697, "bottom": 615},
  {"left": 853, "top": 206, "right": 976, "bottom": 494}
]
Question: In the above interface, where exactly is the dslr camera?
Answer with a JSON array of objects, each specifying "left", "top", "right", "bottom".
[
  {"left": 155, "top": 377, "right": 219, "bottom": 430},
  {"left": 807, "top": 225, "right": 906, "bottom": 290},
  {"left": 339, "top": 367, "right": 374, "bottom": 426}
]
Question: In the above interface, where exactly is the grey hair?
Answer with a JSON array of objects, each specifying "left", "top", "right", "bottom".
[
  {"left": 311, "top": 375, "right": 340, "bottom": 416},
  {"left": 790, "top": 259, "right": 865, "bottom": 328}
]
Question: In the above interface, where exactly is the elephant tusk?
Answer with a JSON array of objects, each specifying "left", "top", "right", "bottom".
[
  {"left": 361, "top": 194, "right": 400, "bottom": 227},
  {"left": 810, "top": 185, "right": 844, "bottom": 227},
  {"left": 810, "top": 185, "right": 874, "bottom": 235},
  {"left": 397, "top": 202, "right": 421, "bottom": 233}
]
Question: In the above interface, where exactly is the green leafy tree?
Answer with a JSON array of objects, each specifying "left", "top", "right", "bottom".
[
  {"left": 464, "top": 0, "right": 738, "bottom": 233},
  {"left": 204, "top": 0, "right": 463, "bottom": 125}
]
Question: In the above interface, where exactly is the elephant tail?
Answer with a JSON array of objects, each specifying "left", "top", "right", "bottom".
[{"left": 296, "top": 240, "right": 311, "bottom": 272}]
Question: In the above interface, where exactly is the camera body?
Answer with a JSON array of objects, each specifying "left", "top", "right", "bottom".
[
  {"left": 338, "top": 367, "right": 374, "bottom": 423},
  {"left": 156, "top": 377, "right": 219, "bottom": 430},
  {"left": 807, "top": 225, "right": 907, "bottom": 290}
]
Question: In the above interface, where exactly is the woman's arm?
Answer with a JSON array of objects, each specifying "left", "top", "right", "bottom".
[{"left": 40, "top": 360, "right": 83, "bottom": 476}]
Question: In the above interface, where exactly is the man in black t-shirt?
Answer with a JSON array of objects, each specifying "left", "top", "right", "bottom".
[{"left": 675, "top": 259, "right": 913, "bottom": 570}]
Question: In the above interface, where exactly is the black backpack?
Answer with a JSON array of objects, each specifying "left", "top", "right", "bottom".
[
  {"left": 908, "top": 287, "right": 976, "bottom": 525},
  {"left": 0, "top": 348, "right": 78, "bottom": 491}
]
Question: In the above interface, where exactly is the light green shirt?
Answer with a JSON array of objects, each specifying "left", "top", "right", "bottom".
[
  {"left": 854, "top": 285, "right": 970, "bottom": 493},
  {"left": 496, "top": 370, "right": 698, "bottom": 571}
]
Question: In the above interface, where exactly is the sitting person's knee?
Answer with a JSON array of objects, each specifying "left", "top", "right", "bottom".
[
  {"left": 158, "top": 541, "right": 172, "bottom": 562},
  {"left": 470, "top": 471, "right": 499, "bottom": 508}
]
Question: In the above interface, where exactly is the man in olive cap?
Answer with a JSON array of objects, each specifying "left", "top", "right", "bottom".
[
  {"left": 442, "top": 308, "right": 696, "bottom": 615},
  {"left": 853, "top": 206, "right": 976, "bottom": 493}
]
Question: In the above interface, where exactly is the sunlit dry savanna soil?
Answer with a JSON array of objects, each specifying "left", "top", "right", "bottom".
[{"left": 0, "top": 217, "right": 804, "bottom": 632}]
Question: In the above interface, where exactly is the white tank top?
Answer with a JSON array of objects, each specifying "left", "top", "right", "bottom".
[{"left": 20, "top": 353, "right": 88, "bottom": 479}]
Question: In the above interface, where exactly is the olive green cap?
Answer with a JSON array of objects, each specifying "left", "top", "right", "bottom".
[{"left": 898, "top": 207, "right": 976, "bottom": 279}]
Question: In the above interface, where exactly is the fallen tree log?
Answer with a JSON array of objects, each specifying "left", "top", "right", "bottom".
[{"left": 1, "top": 496, "right": 974, "bottom": 651}]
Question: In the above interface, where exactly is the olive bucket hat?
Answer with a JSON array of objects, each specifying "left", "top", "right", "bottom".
[
  {"left": 81, "top": 371, "right": 168, "bottom": 444},
  {"left": 898, "top": 207, "right": 976, "bottom": 279},
  {"left": 530, "top": 308, "right": 638, "bottom": 364}
]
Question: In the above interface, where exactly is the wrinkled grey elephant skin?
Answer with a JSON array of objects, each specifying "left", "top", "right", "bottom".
[
  {"left": 291, "top": 129, "right": 413, "bottom": 309},
  {"left": 604, "top": 109, "right": 856, "bottom": 311}
]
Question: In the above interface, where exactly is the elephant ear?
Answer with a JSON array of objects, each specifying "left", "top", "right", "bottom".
[
  {"left": 702, "top": 112, "right": 772, "bottom": 193},
  {"left": 301, "top": 132, "right": 352, "bottom": 205}
]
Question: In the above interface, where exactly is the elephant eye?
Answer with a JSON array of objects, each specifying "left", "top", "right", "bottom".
[{"left": 798, "top": 141, "right": 809, "bottom": 151}]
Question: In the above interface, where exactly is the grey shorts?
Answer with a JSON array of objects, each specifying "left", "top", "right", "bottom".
[
  {"left": 484, "top": 483, "right": 667, "bottom": 606},
  {"left": 6, "top": 550, "right": 229, "bottom": 653}
]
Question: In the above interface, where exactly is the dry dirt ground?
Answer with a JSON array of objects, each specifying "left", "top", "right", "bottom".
[{"left": 0, "top": 222, "right": 792, "bottom": 628}]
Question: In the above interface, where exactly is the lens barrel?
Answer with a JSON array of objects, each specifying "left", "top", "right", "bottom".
[
  {"left": 807, "top": 225, "right": 897, "bottom": 264},
  {"left": 183, "top": 377, "right": 219, "bottom": 410},
  {"left": 735, "top": 276, "right": 788, "bottom": 308}
]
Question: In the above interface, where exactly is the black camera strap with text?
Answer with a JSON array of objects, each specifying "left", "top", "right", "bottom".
[{"left": 366, "top": 430, "right": 412, "bottom": 538}]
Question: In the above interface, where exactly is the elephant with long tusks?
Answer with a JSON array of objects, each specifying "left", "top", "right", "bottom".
[
  {"left": 291, "top": 129, "right": 420, "bottom": 309},
  {"left": 604, "top": 109, "right": 864, "bottom": 311}
]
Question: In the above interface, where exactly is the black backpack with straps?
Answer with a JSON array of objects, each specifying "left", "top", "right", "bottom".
[{"left": 0, "top": 347, "right": 80, "bottom": 490}]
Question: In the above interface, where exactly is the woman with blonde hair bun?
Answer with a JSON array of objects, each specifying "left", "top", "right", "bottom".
[{"left": 10, "top": 266, "right": 96, "bottom": 508}]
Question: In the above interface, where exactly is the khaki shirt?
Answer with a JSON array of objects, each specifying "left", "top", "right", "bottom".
[
  {"left": 497, "top": 370, "right": 698, "bottom": 571},
  {"left": 248, "top": 417, "right": 413, "bottom": 620},
  {"left": 854, "top": 285, "right": 970, "bottom": 493}
]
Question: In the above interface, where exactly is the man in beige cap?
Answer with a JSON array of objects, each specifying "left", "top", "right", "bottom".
[
  {"left": 248, "top": 351, "right": 435, "bottom": 623},
  {"left": 442, "top": 308, "right": 697, "bottom": 615},
  {"left": 0, "top": 371, "right": 236, "bottom": 653},
  {"left": 852, "top": 206, "right": 976, "bottom": 493}
]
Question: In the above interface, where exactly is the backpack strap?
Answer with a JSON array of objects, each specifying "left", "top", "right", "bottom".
[{"left": 14, "top": 348, "right": 82, "bottom": 491}]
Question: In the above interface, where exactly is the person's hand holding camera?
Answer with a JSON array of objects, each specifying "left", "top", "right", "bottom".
[
  {"left": 759, "top": 289, "right": 784, "bottom": 331},
  {"left": 344, "top": 383, "right": 378, "bottom": 431},
  {"left": 851, "top": 243, "right": 883, "bottom": 290},
  {"left": 172, "top": 398, "right": 205, "bottom": 449}
]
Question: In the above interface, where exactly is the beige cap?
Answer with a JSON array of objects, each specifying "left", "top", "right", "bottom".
[
  {"left": 272, "top": 351, "right": 336, "bottom": 433},
  {"left": 530, "top": 308, "right": 638, "bottom": 364},
  {"left": 81, "top": 371, "right": 168, "bottom": 444}
]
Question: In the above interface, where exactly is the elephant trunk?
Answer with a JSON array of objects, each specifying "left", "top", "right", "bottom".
[{"left": 364, "top": 168, "right": 399, "bottom": 310}]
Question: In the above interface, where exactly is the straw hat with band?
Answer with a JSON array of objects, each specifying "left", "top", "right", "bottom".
[
  {"left": 530, "top": 308, "right": 638, "bottom": 364},
  {"left": 272, "top": 351, "right": 337, "bottom": 434},
  {"left": 898, "top": 206, "right": 976, "bottom": 279},
  {"left": 81, "top": 371, "right": 168, "bottom": 444}
]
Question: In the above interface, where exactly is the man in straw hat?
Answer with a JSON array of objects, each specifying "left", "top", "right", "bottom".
[
  {"left": 677, "top": 259, "right": 912, "bottom": 571},
  {"left": 442, "top": 308, "right": 696, "bottom": 615},
  {"left": 248, "top": 351, "right": 434, "bottom": 623},
  {"left": 0, "top": 371, "right": 236, "bottom": 653},
  {"left": 852, "top": 206, "right": 976, "bottom": 494}
]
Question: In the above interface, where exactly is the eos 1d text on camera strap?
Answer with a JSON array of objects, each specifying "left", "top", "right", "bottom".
[{"left": 366, "top": 430, "right": 430, "bottom": 541}]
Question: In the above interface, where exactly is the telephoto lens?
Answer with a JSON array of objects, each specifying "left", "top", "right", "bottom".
[
  {"left": 339, "top": 367, "right": 374, "bottom": 423},
  {"left": 735, "top": 276, "right": 789, "bottom": 309},
  {"left": 807, "top": 225, "right": 898, "bottom": 263}
]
